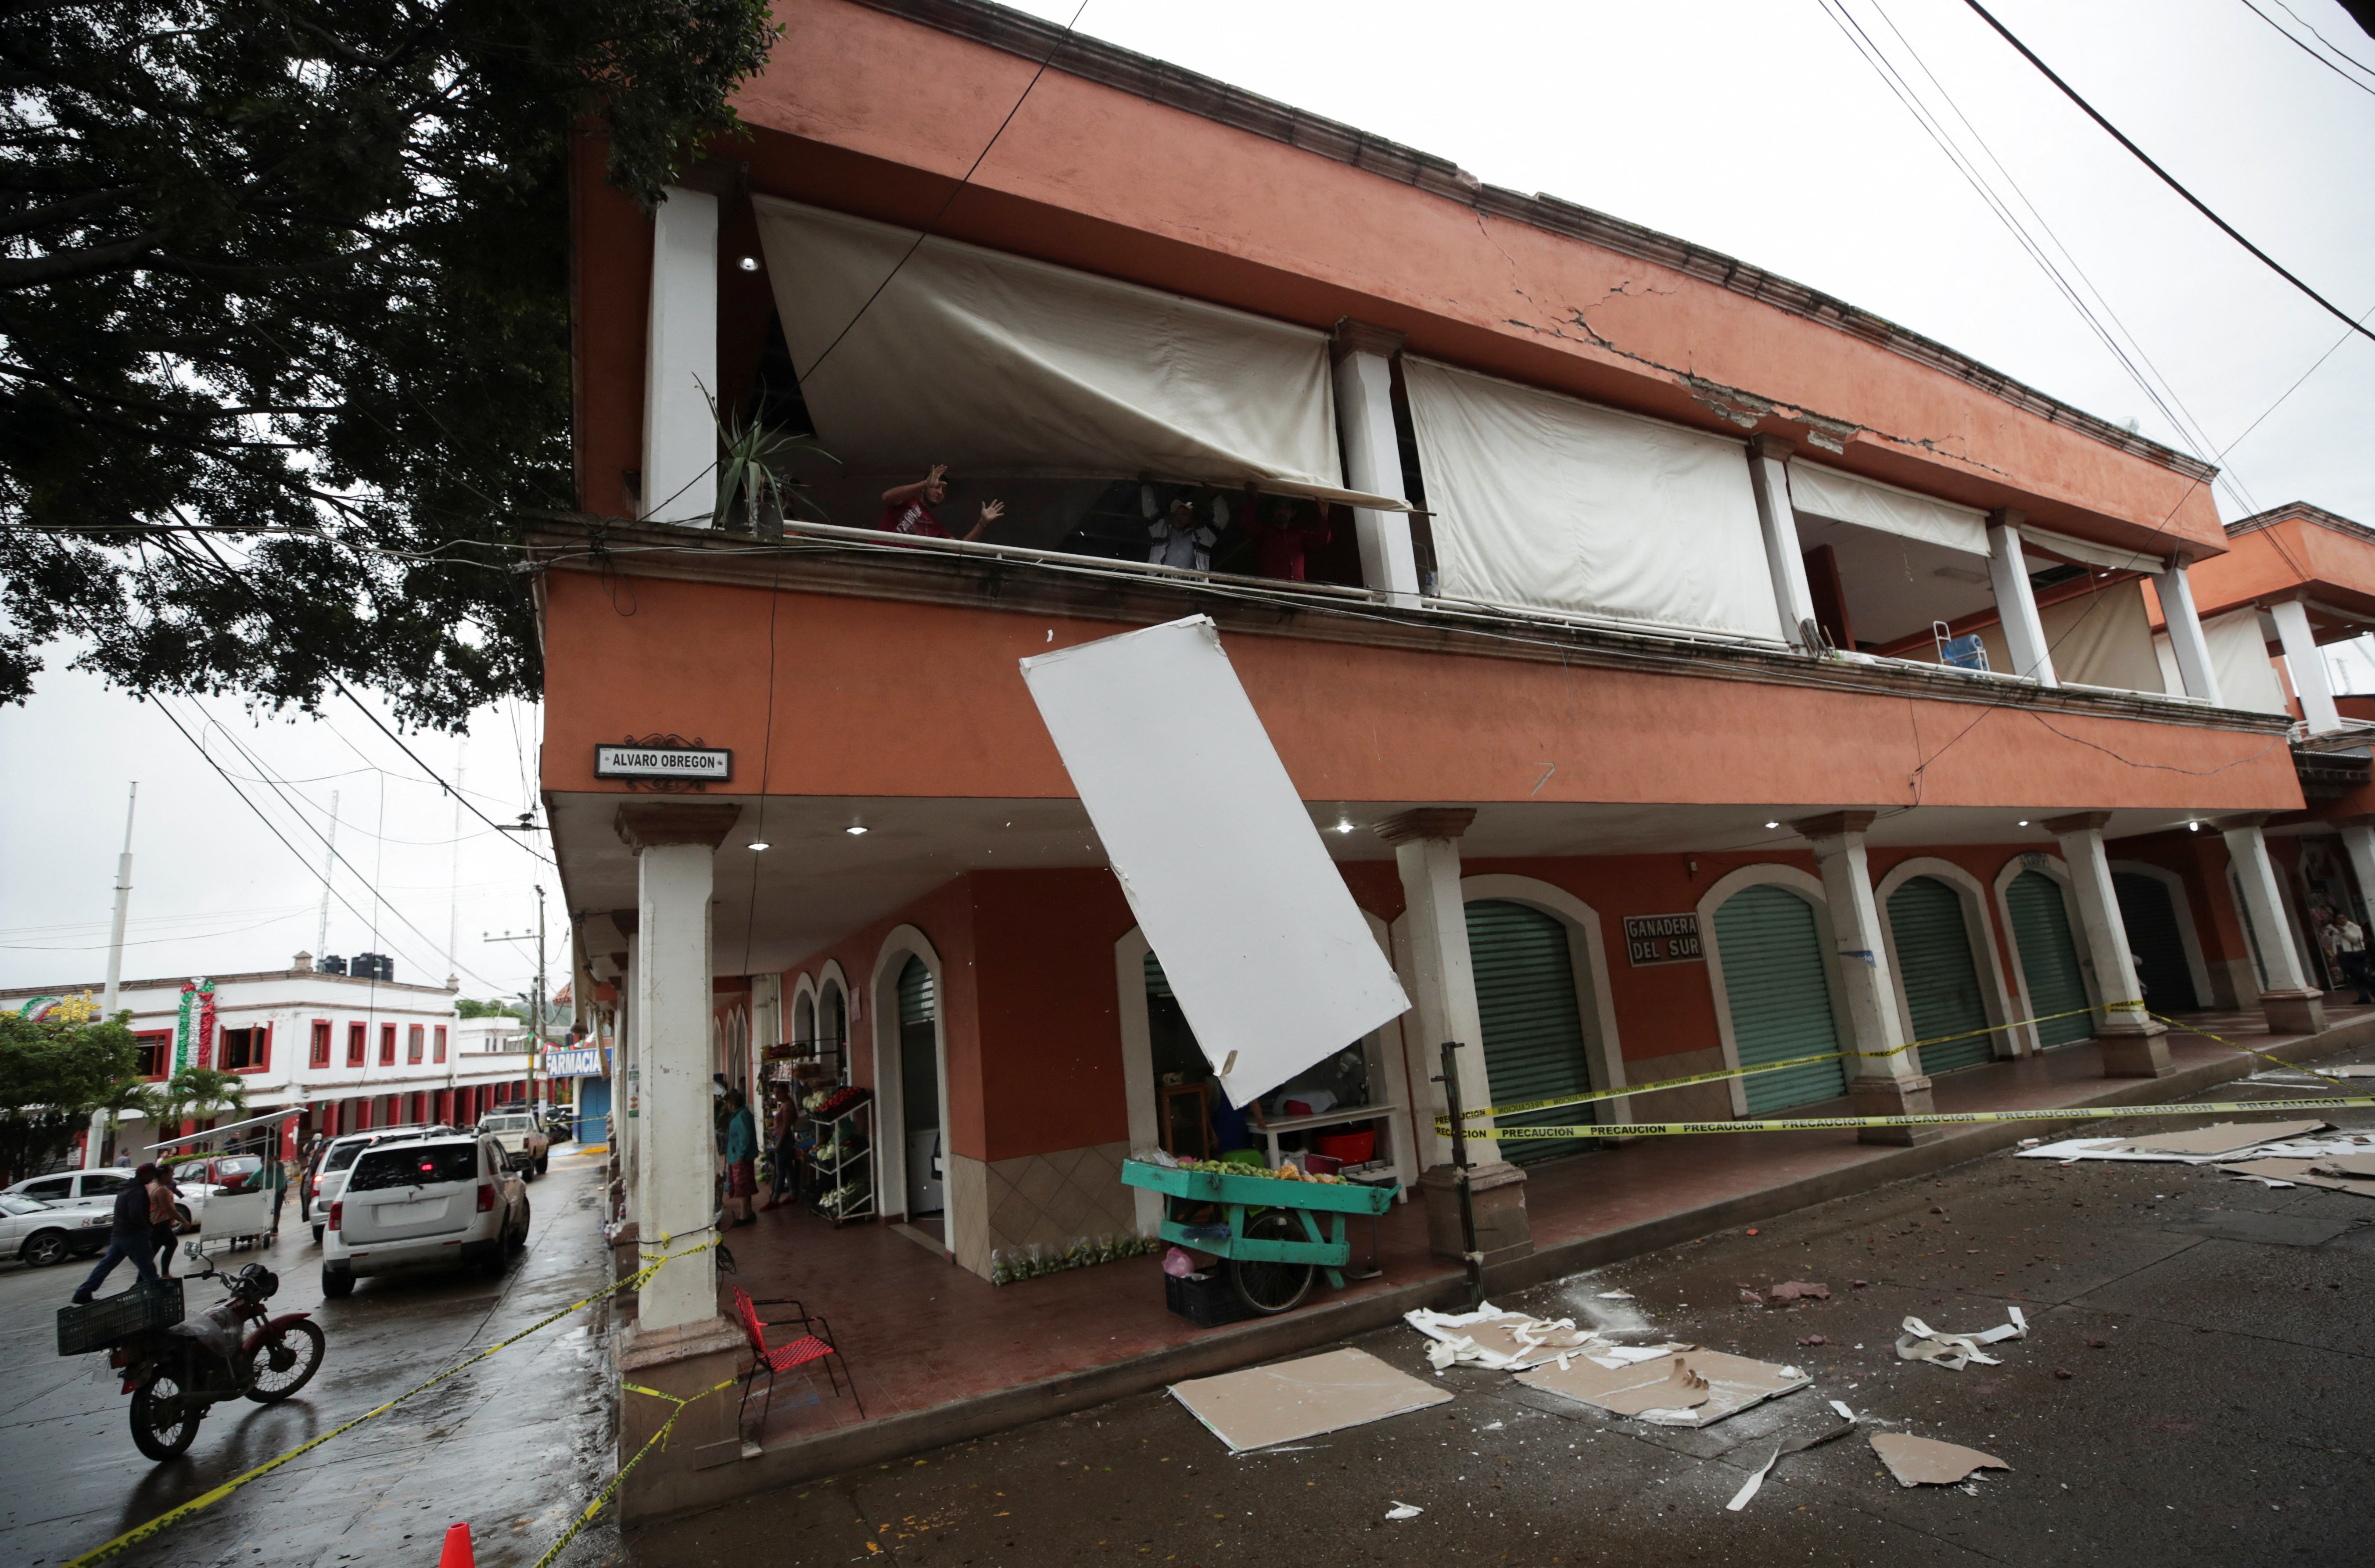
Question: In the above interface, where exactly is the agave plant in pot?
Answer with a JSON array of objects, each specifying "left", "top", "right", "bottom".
[{"left": 709, "top": 389, "right": 832, "bottom": 536}]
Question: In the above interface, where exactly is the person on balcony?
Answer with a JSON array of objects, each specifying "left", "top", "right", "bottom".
[
  {"left": 1243, "top": 487, "right": 1331, "bottom": 581},
  {"left": 1144, "top": 486, "right": 1218, "bottom": 571},
  {"left": 881, "top": 464, "right": 1003, "bottom": 541}
]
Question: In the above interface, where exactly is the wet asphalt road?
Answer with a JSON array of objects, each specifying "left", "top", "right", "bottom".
[
  {"left": 3, "top": 1146, "right": 617, "bottom": 1568},
  {"left": 588, "top": 1068, "right": 2375, "bottom": 1568}
]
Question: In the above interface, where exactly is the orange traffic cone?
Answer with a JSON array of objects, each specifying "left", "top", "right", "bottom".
[{"left": 438, "top": 1522, "right": 474, "bottom": 1568}]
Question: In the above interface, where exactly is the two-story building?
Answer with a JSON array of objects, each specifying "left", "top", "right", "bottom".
[
  {"left": 4, "top": 954, "right": 543, "bottom": 1163},
  {"left": 534, "top": 0, "right": 2369, "bottom": 1514}
]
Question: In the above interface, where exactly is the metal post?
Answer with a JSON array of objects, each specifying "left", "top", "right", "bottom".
[
  {"left": 1433, "top": 1039, "right": 1484, "bottom": 1309},
  {"left": 533, "top": 883, "right": 547, "bottom": 1110},
  {"left": 89, "top": 783, "right": 140, "bottom": 1169}
]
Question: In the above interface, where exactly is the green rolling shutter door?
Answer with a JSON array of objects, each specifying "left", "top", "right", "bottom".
[
  {"left": 2113, "top": 872, "right": 2198, "bottom": 1011},
  {"left": 897, "top": 958, "right": 938, "bottom": 1135},
  {"left": 1886, "top": 876, "right": 1993, "bottom": 1075},
  {"left": 1713, "top": 885, "right": 1850, "bottom": 1113},
  {"left": 1464, "top": 900, "right": 1594, "bottom": 1164},
  {"left": 2006, "top": 872, "right": 2094, "bottom": 1048}
]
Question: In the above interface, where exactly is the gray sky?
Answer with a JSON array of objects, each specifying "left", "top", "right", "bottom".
[{"left": 4, "top": 0, "right": 2368, "bottom": 992}]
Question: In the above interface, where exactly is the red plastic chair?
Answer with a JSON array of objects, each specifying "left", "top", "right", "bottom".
[{"left": 731, "top": 1285, "right": 863, "bottom": 1431}]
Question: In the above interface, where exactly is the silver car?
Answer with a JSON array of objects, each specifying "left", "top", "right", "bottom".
[
  {"left": 4, "top": 1167, "right": 151, "bottom": 1222},
  {"left": 0, "top": 1192, "right": 112, "bottom": 1267}
]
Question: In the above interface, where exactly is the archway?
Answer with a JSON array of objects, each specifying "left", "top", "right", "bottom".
[
  {"left": 1993, "top": 855, "right": 2097, "bottom": 1050},
  {"left": 1875, "top": 858, "right": 2016, "bottom": 1073},
  {"left": 2109, "top": 861, "right": 2214, "bottom": 1012},
  {"left": 867, "top": 926, "right": 949, "bottom": 1239},
  {"left": 1699, "top": 866, "right": 1850, "bottom": 1113}
]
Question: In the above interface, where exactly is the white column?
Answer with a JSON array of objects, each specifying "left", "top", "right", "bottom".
[
  {"left": 619, "top": 804, "right": 738, "bottom": 1335},
  {"left": 2270, "top": 597, "right": 2339, "bottom": 733},
  {"left": 1987, "top": 509, "right": 2057, "bottom": 685},
  {"left": 619, "top": 931, "right": 641, "bottom": 1221},
  {"left": 2221, "top": 816, "right": 2326, "bottom": 1036},
  {"left": 641, "top": 186, "right": 718, "bottom": 527},
  {"left": 2045, "top": 813, "right": 2172, "bottom": 1074},
  {"left": 1746, "top": 435, "right": 1819, "bottom": 651},
  {"left": 1793, "top": 813, "right": 1939, "bottom": 1142},
  {"left": 2341, "top": 823, "right": 2375, "bottom": 925},
  {"left": 2152, "top": 560, "right": 2223, "bottom": 703},
  {"left": 1331, "top": 322, "right": 1421, "bottom": 605},
  {"left": 1382, "top": 818, "right": 1496, "bottom": 1166}
]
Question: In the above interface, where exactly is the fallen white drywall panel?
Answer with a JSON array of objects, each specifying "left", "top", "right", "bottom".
[{"left": 1020, "top": 616, "right": 1411, "bottom": 1106}]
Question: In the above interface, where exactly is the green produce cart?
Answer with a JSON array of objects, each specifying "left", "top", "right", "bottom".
[{"left": 1122, "top": 1159, "right": 1393, "bottom": 1314}]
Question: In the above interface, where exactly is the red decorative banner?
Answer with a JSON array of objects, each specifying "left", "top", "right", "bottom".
[{"left": 195, "top": 987, "right": 217, "bottom": 1069}]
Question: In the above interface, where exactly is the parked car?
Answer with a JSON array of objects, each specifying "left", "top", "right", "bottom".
[
  {"left": 320, "top": 1132, "right": 529, "bottom": 1295},
  {"left": 0, "top": 1192, "right": 111, "bottom": 1266},
  {"left": 5, "top": 1167, "right": 147, "bottom": 1224},
  {"left": 477, "top": 1111, "right": 549, "bottom": 1180},
  {"left": 307, "top": 1128, "right": 456, "bottom": 1244},
  {"left": 166, "top": 1152, "right": 266, "bottom": 1232}
]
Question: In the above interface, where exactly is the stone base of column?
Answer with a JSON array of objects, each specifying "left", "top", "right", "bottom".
[
  {"left": 2259, "top": 989, "right": 2328, "bottom": 1037},
  {"left": 617, "top": 1315, "right": 751, "bottom": 1522},
  {"left": 609, "top": 1220, "right": 640, "bottom": 1284},
  {"left": 1847, "top": 1076, "right": 1941, "bottom": 1146},
  {"left": 1418, "top": 1160, "right": 1533, "bottom": 1267},
  {"left": 2095, "top": 1017, "right": 2175, "bottom": 1078}
]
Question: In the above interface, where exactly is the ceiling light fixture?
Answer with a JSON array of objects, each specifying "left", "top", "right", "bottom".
[
  {"left": 2016, "top": 820, "right": 2030, "bottom": 828},
  {"left": 1333, "top": 819, "right": 1355, "bottom": 834},
  {"left": 845, "top": 825, "right": 868, "bottom": 836},
  {"left": 746, "top": 840, "right": 771, "bottom": 852},
  {"left": 1764, "top": 820, "right": 1780, "bottom": 829},
  {"left": 737, "top": 255, "right": 760, "bottom": 272},
  {"left": 2188, "top": 821, "right": 2201, "bottom": 832}
]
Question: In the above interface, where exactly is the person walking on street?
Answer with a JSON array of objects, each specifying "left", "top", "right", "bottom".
[
  {"left": 264, "top": 1149, "right": 288, "bottom": 1239},
  {"left": 721, "top": 1087, "right": 758, "bottom": 1228},
  {"left": 72, "top": 1163, "right": 161, "bottom": 1302},
  {"left": 149, "top": 1168, "right": 180, "bottom": 1278}
]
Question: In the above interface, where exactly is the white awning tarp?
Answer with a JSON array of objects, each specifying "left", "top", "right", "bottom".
[
  {"left": 2021, "top": 524, "right": 2167, "bottom": 575},
  {"left": 752, "top": 197, "right": 1399, "bottom": 510},
  {"left": 2205, "top": 608, "right": 2291, "bottom": 714},
  {"left": 2042, "top": 579, "right": 2165, "bottom": 693},
  {"left": 1401, "top": 357, "right": 1784, "bottom": 641},
  {"left": 1787, "top": 462, "right": 1989, "bottom": 557},
  {"left": 1019, "top": 616, "right": 1410, "bottom": 1108}
]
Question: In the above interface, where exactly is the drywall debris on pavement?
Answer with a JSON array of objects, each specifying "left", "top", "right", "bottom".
[
  {"left": 1518, "top": 1349, "right": 1809, "bottom": 1428},
  {"left": 1766, "top": 1281, "right": 1830, "bottom": 1306},
  {"left": 1596, "top": 1290, "right": 1635, "bottom": 1300},
  {"left": 1405, "top": 1303, "right": 1601, "bottom": 1371},
  {"left": 1725, "top": 1446, "right": 1780, "bottom": 1512},
  {"left": 1385, "top": 1503, "right": 1423, "bottom": 1521},
  {"left": 1895, "top": 1308, "right": 2028, "bottom": 1371},
  {"left": 2217, "top": 1158, "right": 2375, "bottom": 1197},
  {"left": 1871, "top": 1432, "right": 2011, "bottom": 1488},
  {"left": 1170, "top": 1347, "right": 1452, "bottom": 1453},
  {"left": 2019, "top": 1121, "right": 2330, "bottom": 1164},
  {"left": 1726, "top": 1416, "right": 1860, "bottom": 1511}
]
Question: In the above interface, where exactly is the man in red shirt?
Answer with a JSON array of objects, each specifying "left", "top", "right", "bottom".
[
  {"left": 1242, "top": 486, "right": 1331, "bottom": 581},
  {"left": 881, "top": 464, "right": 1004, "bottom": 541}
]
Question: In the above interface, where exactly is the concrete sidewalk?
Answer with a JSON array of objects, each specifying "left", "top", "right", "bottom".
[{"left": 634, "top": 1005, "right": 2375, "bottom": 1519}]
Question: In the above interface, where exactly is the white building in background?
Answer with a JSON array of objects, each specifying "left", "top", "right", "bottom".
[{"left": 3, "top": 953, "right": 544, "bottom": 1158}]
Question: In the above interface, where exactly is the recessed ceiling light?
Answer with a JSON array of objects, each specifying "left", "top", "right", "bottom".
[
  {"left": 737, "top": 255, "right": 760, "bottom": 272},
  {"left": 1333, "top": 820, "right": 1355, "bottom": 834},
  {"left": 2016, "top": 820, "right": 2029, "bottom": 828},
  {"left": 1764, "top": 821, "right": 1779, "bottom": 829},
  {"left": 2188, "top": 821, "right": 2201, "bottom": 832},
  {"left": 845, "top": 825, "right": 868, "bottom": 836},
  {"left": 746, "top": 840, "right": 771, "bottom": 852}
]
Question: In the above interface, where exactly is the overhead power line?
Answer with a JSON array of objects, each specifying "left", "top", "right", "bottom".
[
  {"left": 2239, "top": 0, "right": 2375, "bottom": 95},
  {"left": 1960, "top": 0, "right": 2375, "bottom": 345}
]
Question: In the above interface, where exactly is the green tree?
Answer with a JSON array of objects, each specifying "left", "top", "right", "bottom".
[
  {"left": 0, "top": 1009, "right": 138, "bottom": 1181},
  {"left": 0, "top": 0, "right": 780, "bottom": 729},
  {"left": 161, "top": 1065, "right": 248, "bottom": 1132},
  {"left": 456, "top": 997, "right": 524, "bottom": 1020},
  {"left": 90, "top": 1073, "right": 165, "bottom": 1163}
]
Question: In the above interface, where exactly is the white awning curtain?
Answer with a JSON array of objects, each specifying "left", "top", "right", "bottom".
[
  {"left": 1787, "top": 461, "right": 1989, "bottom": 557},
  {"left": 1401, "top": 357, "right": 1785, "bottom": 641},
  {"left": 2042, "top": 579, "right": 2165, "bottom": 694},
  {"left": 2205, "top": 608, "right": 2291, "bottom": 714},
  {"left": 2021, "top": 524, "right": 2167, "bottom": 575},
  {"left": 751, "top": 197, "right": 1399, "bottom": 509}
]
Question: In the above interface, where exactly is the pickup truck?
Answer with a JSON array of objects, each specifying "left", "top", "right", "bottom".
[{"left": 478, "top": 1111, "right": 549, "bottom": 1180}]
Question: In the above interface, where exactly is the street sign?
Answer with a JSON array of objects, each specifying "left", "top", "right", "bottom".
[
  {"left": 1623, "top": 913, "right": 1703, "bottom": 966},
  {"left": 547, "top": 1045, "right": 604, "bottom": 1076},
  {"left": 594, "top": 744, "right": 731, "bottom": 782}
]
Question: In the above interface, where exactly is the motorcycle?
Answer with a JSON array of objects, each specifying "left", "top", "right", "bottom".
[{"left": 107, "top": 1259, "right": 325, "bottom": 1460}]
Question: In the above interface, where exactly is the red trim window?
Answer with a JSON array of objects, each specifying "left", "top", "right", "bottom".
[
  {"left": 133, "top": 1030, "right": 171, "bottom": 1080},
  {"left": 346, "top": 1022, "right": 367, "bottom": 1066},
  {"left": 433, "top": 1025, "right": 448, "bottom": 1064},
  {"left": 378, "top": 1023, "right": 397, "bottom": 1066},
  {"left": 407, "top": 1024, "right": 425, "bottom": 1064},
  {"left": 219, "top": 1025, "right": 270, "bottom": 1072},
  {"left": 309, "top": 1019, "right": 332, "bottom": 1068}
]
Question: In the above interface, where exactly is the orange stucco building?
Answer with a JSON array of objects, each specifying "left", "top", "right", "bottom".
[{"left": 535, "top": 0, "right": 2375, "bottom": 1511}]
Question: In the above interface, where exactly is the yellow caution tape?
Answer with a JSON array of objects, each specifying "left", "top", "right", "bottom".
[
  {"left": 529, "top": 1373, "right": 743, "bottom": 1568},
  {"left": 1447, "top": 1002, "right": 2142, "bottom": 1127},
  {"left": 1480, "top": 1096, "right": 2375, "bottom": 1140},
  {"left": 2147, "top": 1012, "right": 2360, "bottom": 1094},
  {"left": 63, "top": 1238, "right": 720, "bottom": 1568}
]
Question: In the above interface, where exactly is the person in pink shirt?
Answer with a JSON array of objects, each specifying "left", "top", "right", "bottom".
[{"left": 880, "top": 464, "right": 1004, "bottom": 541}]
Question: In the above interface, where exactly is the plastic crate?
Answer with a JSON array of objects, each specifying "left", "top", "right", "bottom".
[
  {"left": 56, "top": 1277, "right": 184, "bottom": 1356},
  {"left": 1165, "top": 1269, "right": 1256, "bottom": 1329}
]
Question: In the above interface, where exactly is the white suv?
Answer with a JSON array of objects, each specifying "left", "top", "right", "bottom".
[{"left": 320, "top": 1132, "right": 527, "bottom": 1296}]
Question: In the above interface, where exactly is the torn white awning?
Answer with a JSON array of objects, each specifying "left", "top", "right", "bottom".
[
  {"left": 2022, "top": 523, "right": 2167, "bottom": 574},
  {"left": 753, "top": 197, "right": 1400, "bottom": 510},
  {"left": 1788, "top": 460, "right": 1989, "bottom": 557},
  {"left": 1019, "top": 616, "right": 1410, "bottom": 1106},
  {"left": 1401, "top": 356, "right": 1785, "bottom": 641}
]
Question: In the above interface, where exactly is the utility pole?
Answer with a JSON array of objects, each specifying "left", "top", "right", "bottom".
[
  {"left": 485, "top": 884, "right": 549, "bottom": 1110},
  {"left": 315, "top": 789, "right": 340, "bottom": 958},
  {"left": 89, "top": 783, "right": 138, "bottom": 1169},
  {"left": 443, "top": 757, "right": 463, "bottom": 989}
]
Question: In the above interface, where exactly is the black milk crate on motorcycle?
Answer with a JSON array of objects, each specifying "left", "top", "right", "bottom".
[{"left": 56, "top": 1277, "right": 185, "bottom": 1356}]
